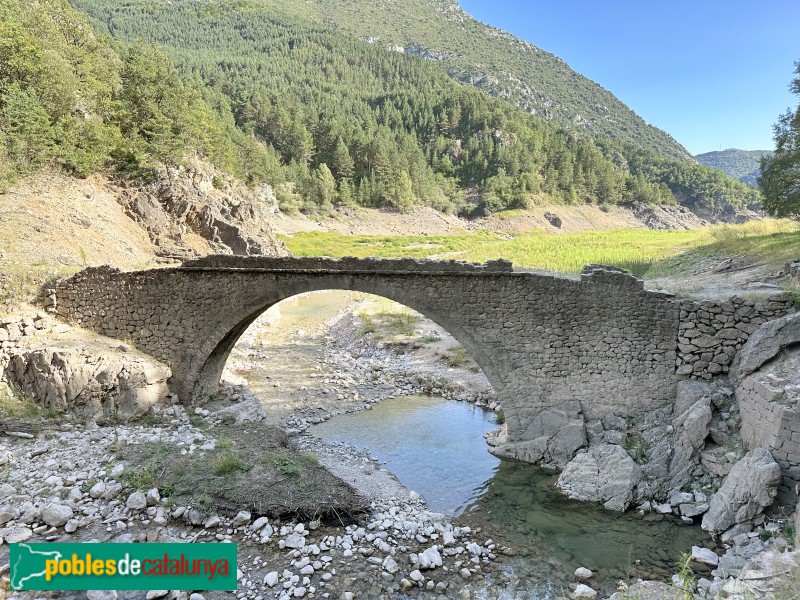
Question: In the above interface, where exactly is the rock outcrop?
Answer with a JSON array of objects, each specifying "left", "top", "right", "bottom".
[
  {"left": 732, "top": 313, "right": 800, "bottom": 505},
  {"left": 495, "top": 406, "right": 586, "bottom": 469},
  {"left": 556, "top": 444, "right": 642, "bottom": 512},
  {"left": 6, "top": 347, "right": 170, "bottom": 423},
  {"left": 701, "top": 448, "right": 781, "bottom": 534},
  {"left": 731, "top": 310, "right": 800, "bottom": 383},
  {"left": 668, "top": 381, "right": 713, "bottom": 492},
  {"left": 117, "top": 160, "right": 288, "bottom": 259}
]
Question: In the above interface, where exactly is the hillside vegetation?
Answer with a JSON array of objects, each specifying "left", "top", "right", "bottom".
[
  {"left": 0, "top": 0, "right": 762, "bottom": 222},
  {"left": 127, "top": 0, "right": 691, "bottom": 162},
  {"left": 66, "top": 0, "right": 760, "bottom": 217},
  {"left": 695, "top": 149, "right": 772, "bottom": 186},
  {"left": 0, "top": 0, "right": 289, "bottom": 188}
]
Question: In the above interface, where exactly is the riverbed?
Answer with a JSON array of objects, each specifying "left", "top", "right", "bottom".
[{"left": 231, "top": 290, "right": 709, "bottom": 598}]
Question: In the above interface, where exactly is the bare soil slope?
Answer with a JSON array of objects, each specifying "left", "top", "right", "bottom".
[{"left": 272, "top": 203, "right": 712, "bottom": 236}]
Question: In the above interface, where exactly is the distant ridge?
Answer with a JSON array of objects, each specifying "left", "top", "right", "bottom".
[{"left": 695, "top": 149, "right": 773, "bottom": 187}]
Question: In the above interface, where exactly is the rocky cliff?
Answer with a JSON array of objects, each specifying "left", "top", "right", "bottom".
[{"left": 117, "top": 160, "right": 288, "bottom": 260}]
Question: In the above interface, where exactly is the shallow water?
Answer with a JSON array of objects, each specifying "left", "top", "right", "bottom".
[
  {"left": 311, "top": 394, "right": 501, "bottom": 515},
  {"left": 313, "top": 395, "right": 708, "bottom": 595}
]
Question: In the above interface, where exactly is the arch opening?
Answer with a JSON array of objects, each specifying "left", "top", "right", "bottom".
[{"left": 215, "top": 290, "right": 498, "bottom": 425}]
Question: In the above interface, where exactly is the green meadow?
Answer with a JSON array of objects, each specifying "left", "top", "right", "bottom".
[{"left": 280, "top": 220, "right": 800, "bottom": 277}]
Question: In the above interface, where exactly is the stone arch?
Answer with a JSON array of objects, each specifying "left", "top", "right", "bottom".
[
  {"left": 51, "top": 258, "right": 689, "bottom": 467},
  {"left": 191, "top": 276, "right": 502, "bottom": 404}
]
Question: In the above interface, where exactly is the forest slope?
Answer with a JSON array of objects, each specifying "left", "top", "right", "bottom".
[
  {"left": 69, "top": 0, "right": 760, "bottom": 217},
  {"left": 695, "top": 149, "right": 773, "bottom": 186}
]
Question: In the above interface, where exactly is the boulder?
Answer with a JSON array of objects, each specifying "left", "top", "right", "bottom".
[
  {"left": 494, "top": 407, "right": 586, "bottom": 468},
  {"left": 701, "top": 448, "right": 781, "bottom": 534},
  {"left": 557, "top": 444, "right": 642, "bottom": 512},
  {"left": 732, "top": 311, "right": 800, "bottom": 382}
]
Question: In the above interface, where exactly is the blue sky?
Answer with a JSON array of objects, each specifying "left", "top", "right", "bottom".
[{"left": 458, "top": 0, "right": 800, "bottom": 155}]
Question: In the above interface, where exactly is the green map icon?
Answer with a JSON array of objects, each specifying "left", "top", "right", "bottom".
[{"left": 10, "top": 544, "right": 63, "bottom": 590}]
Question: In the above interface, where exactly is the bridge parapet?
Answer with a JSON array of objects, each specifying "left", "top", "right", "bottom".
[{"left": 180, "top": 255, "right": 515, "bottom": 273}]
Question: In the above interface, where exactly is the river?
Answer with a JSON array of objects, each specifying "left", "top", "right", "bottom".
[{"left": 237, "top": 291, "right": 708, "bottom": 597}]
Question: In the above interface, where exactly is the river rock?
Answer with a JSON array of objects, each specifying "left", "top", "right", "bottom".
[
  {"left": 88, "top": 481, "right": 106, "bottom": 499},
  {"left": 572, "top": 583, "right": 597, "bottom": 598},
  {"left": 126, "top": 492, "right": 147, "bottom": 510},
  {"left": 232, "top": 510, "right": 251, "bottom": 527},
  {"left": 575, "top": 567, "right": 593, "bottom": 580},
  {"left": 383, "top": 556, "right": 399, "bottom": 574},
  {"left": 145, "top": 488, "right": 161, "bottom": 506},
  {"left": 3, "top": 527, "right": 33, "bottom": 543},
  {"left": 87, "top": 591, "right": 117, "bottom": 600},
  {"left": 0, "top": 508, "right": 16, "bottom": 526},
  {"left": 557, "top": 444, "right": 642, "bottom": 511},
  {"left": 607, "top": 581, "right": 677, "bottom": 599},
  {"left": 203, "top": 515, "right": 221, "bottom": 529},
  {"left": 691, "top": 546, "right": 719, "bottom": 567},
  {"left": 285, "top": 532, "right": 306, "bottom": 549},
  {"left": 418, "top": 546, "right": 443, "bottom": 569},
  {"left": 41, "top": 503, "right": 73, "bottom": 527},
  {"left": 701, "top": 448, "right": 781, "bottom": 534}
]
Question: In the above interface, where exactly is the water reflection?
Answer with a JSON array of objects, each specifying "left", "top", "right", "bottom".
[
  {"left": 312, "top": 394, "right": 708, "bottom": 594},
  {"left": 464, "top": 460, "right": 707, "bottom": 581}
]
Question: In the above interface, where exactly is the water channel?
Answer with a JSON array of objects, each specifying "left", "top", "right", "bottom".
[{"left": 244, "top": 291, "right": 709, "bottom": 597}]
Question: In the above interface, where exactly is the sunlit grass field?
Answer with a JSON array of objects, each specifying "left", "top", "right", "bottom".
[{"left": 280, "top": 220, "right": 800, "bottom": 277}]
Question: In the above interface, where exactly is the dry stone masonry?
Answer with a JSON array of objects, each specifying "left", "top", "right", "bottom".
[
  {"left": 47, "top": 257, "right": 797, "bottom": 469},
  {"left": 676, "top": 297, "right": 793, "bottom": 379}
]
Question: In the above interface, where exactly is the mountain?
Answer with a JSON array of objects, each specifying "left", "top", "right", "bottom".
[
  {"left": 1, "top": 0, "right": 759, "bottom": 219},
  {"left": 695, "top": 149, "right": 773, "bottom": 187},
  {"left": 242, "top": 0, "right": 695, "bottom": 161},
  {"left": 66, "top": 0, "right": 759, "bottom": 216},
  {"left": 77, "top": 0, "right": 691, "bottom": 163}
]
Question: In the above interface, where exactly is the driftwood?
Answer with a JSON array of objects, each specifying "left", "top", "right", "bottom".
[{"left": 0, "top": 420, "right": 36, "bottom": 437}]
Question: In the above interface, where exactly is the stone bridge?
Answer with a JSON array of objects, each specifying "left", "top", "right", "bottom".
[{"left": 49, "top": 257, "right": 793, "bottom": 466}]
